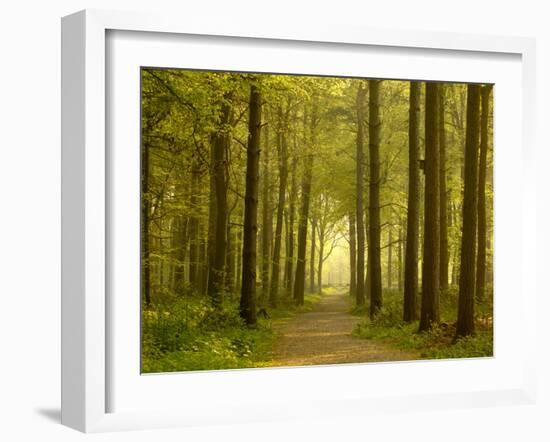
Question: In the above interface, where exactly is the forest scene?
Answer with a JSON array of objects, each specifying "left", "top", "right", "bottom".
[{"left": 140, "top": 68, "right": 493, "bottom": 373}]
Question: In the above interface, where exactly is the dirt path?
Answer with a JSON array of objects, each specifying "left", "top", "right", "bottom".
[{"left": 271, "top": 289, "right": 418, "bottom": 367}]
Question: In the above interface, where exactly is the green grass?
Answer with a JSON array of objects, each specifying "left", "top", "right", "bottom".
[
  {"left": 141, "top": 289, "right": 324, "bottom": 373},
  {"left": 353, "top": 288, "right": 493, "bottom": 360}
]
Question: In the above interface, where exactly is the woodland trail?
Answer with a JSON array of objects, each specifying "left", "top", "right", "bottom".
[{"left": 271, "top": 289, "right": 419, "bottom": 367}]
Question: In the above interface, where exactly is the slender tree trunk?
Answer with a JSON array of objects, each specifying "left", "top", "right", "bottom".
[
  {"left": 309, "top": 217, "right": 316, "bottom": 293},
  {"left": 207, "top": 101, "right": 231, "bottom": 307},
  {"left": 387, "top": 226, "right": 392, "bottom": 289},
  {"left": 475, "top": 85, "right": 492, "bottom": 303},
  {"left": 269, "top": 108, "right": 288, "bottom": 308},
  {"left": 261, "top": 113, "right": 271, "bottom": 301},
  {"left": 317, "top": 224, "right": 325, "bottom": 294},
  {"left": 419, "top": 82, "right": 441, "bottom": 331},
  {"left": 239, "top": 84, "right": 262, "bottom": 326},
  {"left": 398, "top": 223, "right": 403, "bottom": 292},
  {"left": 349, "top": 212, "right": 357, "bottom": 298},
  {"left": 355, "top": 83, "right": 367, "bottom": 307},
  {"left": 284, "top": 155, "right": 297, "bottom": 296},
  {"left": 456, "top": 84, "right": 481, "bottom": 338},
  {"left": 141, "top": 138, "right": 151, "bottom": 306},
  {"left": 368, "top": 80, "right": 383, "bottom": 317},
  {"left": 293, "top": 104, "right": 316, "bottom": 306},
  {"left": 188, "top": 164, "right": 201, "bottom": 290},
  {"left": 439, "top": 85, "right": 449, "bottom": 291}
]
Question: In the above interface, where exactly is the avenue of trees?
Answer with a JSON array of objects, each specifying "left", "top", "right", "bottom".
[{"left": 141, "top": 68, "right": 493, "bottom": 343}]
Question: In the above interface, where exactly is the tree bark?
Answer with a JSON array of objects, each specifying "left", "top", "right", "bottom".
[
  {"left": 404, "top": 85, "right": 420, "bottom": 322},
  {"left": 439, "top": 85, "right": 449, "bottom": 291},
  {"left": 141, "top": 139, "right": 151, "bottom": 306},
  {"left": 293, "top": 104, "right": 316, "bottom": 306},
  {"left": 419, "top": 82, "right": 441, "bottom": 331},
  {"left": 309, "top": 217, "right": 316, "bottom": 293},
  {"left": 269, "top": 107, "right": 288, "bottom": 307},
  {"left": 188, "top": 163, "right": 201, "bottom": 291},
  {"left": 239, "top": 84, "right": 262, "bottom": 326},
  {"left": 368, "top": 79, "right": 383, "bottom": 317},
  {"left": 475, "top": 85, "right": 492, "bottom": 303},
  {"left": 349, "top": 212, "right": 357, "bottom": 298},
  {"left": 456, "top": 84, "right": 481, "bottom": 338},
  {"left": 261, "top": 111, "right": 271, "bottom": 301},
  {"left": 284, "top": 154, "right": 298, "bottom": 296},
  {"left": 387, "top": 226, "right": 392, "bottom": 289},
  {"left": 207, "top": 100, "right": 231, "bottom": 307},
  {"left": 355, "top": 83, "right": 367, "bottom": 307}
]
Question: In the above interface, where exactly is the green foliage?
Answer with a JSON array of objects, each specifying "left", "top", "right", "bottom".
[
  {"left": 353, "top": 288, "right": 493, "bottom": 360},
  {"left": 142, "top": 291, "right": 324, "bottom": 373}
]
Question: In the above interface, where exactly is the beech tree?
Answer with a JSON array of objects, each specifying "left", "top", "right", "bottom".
[
  {"left": 419, "top": 82, "right": 440, "bottom": 332},
  {"left": 239, "top": 83, "right": 262, "bottom": 326},
  {"left": 456, "top": 84, "right": 481, "bottom": 338}
]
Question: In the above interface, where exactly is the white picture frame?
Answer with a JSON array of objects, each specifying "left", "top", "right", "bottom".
[{"left": 61, "top": 9, "right": 537, "bottom": 433}]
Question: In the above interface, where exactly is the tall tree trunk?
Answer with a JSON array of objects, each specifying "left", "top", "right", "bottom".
[
  {"left": 269, "top": 107, "right": 288, "bottom": 308},
  {"left": 284, "top": 154, "right": 298, "bottom": 296},
  {"left": 439, "top": 85, "right": 449, "bottom": 291},
  {"left": 456, "top": 84, "right": 481, "bottom": 338},
  {"left": 419, "top": 82, "right": 441, "bottom": 331},
  {"left": 188, "top": 164, "right": 201, "bottom": 290},
  {"left": 261, "top": 113, "right": 271, "bottom": 301},
  {"left": 368, "top": 79, "right": 383, "bottom": 317},
  {"left": 355, "top": 83, "right": 367, "bottom": 307},
  {"left": 349, "top": 212, "right": 357, "bottom": 298},
  {"left": 397, "top": 223, "right": 403, "bottom": 291},
  {"left": 387, "top": 226, "right": 392, "bottom": 289},
  {"left": 293, "top": 104, "right": 316, "bottom": 306},
  {"left": 309, "top": 217, "right": 317, "bottom": 293},
  {"left": 475, "top": 85, "right": 492, "bottom": 303},
  {"left": 207, "top": 101, "right": 231, "bottom": 307},
  {"left": 141, "top": 139, "right": 151, "bottom": 306},
  {"left": 239, "top": 84, "right": 262, "bottom": 326},
  {"left": 317, "top": 226, "right": 325, "bottom": 294}
]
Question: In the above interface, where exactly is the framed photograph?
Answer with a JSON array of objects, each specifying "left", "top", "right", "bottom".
[{"left": 61, "top": 9, "right": 537, "bottom": 433}]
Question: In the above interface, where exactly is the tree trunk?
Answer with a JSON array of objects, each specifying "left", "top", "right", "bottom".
[
  {"left": 317, "top": 226, "right": 325, "bottom": 294},
  {"left": 141, "top": 139, "right": 151, "bottom": 306},
  {"left": 397, "top": 223, "right": 403, "bottom": 291},
  {"left": 368, "top": 79, "right": 383, "bottom": 317},
  {"left": 293, "top": 104, "right": 316, "bottom": 306},
  {"left": 188, "top": 163, "right": 201, "bottom": 291},
  {"left": 349, "top": 212, "right": 357, "bottom": 298},
  {"left": 269, "top": 107, "right": 288, "bottom": 308},
  {"left": 309, "top": 217, "right": 316, "bottom": 293},
  {"left": 355, "top": 83, "right": 367, "bottom": 307},
  {"left": 439, "top": 85, "right": 449, "bottom": 291},
  {"left": 456, "top": 84, "right": 481, "bottom": 338},
  {"left": 239, "top": 84, "right": 262, "bottom": 326},
  {"left": 207, "top": 101, "right": 231, "bottom": 307},
  {"left": 475, "top": 85, "right": 492, "bottom": 303},
  {"left": 261, "top": 113, "right": 271, "bottom": 301},
  {"left": 387, "top": 226, "right": 392, "bottom": 289},
  {"left": 284, "top": 154, "right": 298, "bottom": 296},
  {"left": 419, "top": 82, "right": 441, "bottom": 331}
]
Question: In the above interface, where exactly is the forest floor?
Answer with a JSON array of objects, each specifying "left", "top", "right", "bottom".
[{"left": 270, "top": 289, "right": 419, "bottom": 367}]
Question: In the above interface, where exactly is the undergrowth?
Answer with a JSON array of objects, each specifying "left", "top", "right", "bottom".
[
  {"left": 142, "top": 288, "right": 324, "bottom": 373},
  {"left": 353, "top": 288, "right": 493, "bottom": 360}
]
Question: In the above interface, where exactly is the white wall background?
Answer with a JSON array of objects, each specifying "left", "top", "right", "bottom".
[{"left": 0, "top": 1, "right": 548, "bottom": 440}]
